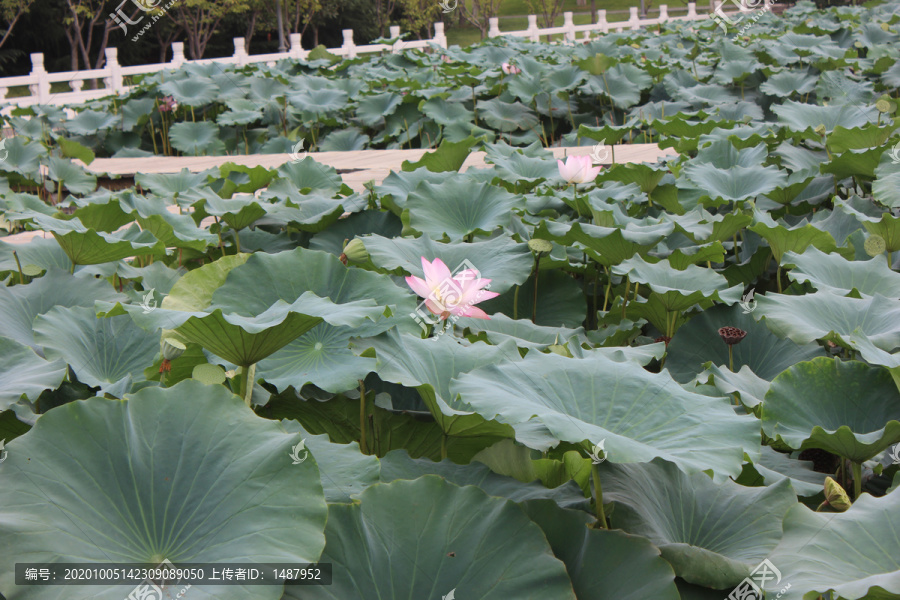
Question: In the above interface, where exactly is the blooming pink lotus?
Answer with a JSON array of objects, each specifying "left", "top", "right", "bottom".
[
  {"left": 159, "top": 96, "right": 178, "bottom": 112},
  {"left": 405, "top": 257, "right": 498, "bottom": 320},
  {"left": 501, "top": 62, "right": 521, "bottom": 75},
  {"left": 557, "top": 155, "right": 602, "bottom": 184}
]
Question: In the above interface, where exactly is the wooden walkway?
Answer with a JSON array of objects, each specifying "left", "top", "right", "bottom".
[
  {"left": 3, "top": 144, "right": 675, "bottom": 246},
  {"left": 80, "top": 143, "right": 676, "bottom": 192}
]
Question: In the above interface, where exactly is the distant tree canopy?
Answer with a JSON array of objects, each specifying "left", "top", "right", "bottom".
[{"left": 0, "top": 0, "right": 467, "bottom": 75}]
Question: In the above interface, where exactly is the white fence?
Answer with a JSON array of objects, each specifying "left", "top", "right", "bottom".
[{"left": 0, "top": 0, "right": 763, "bottom": 109}]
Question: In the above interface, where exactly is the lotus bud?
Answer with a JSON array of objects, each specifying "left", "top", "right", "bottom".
[
  {"left": 340, "top": 238, "right": 369, "bottom": 265},
  {"left": 162, "top": 339, "right": 186, "bottom": 361},
  {"left": 717, "top": 326, "right": 747, "bottom": 346},
  {"left": 813, "top": 124, "right": 826, "bottom": 136},
  {"left": 823, "top": 476, "right": 852, "bottom": 511},
  {"left": 528, "top": 238, "right": 553, "bottom": 255}
]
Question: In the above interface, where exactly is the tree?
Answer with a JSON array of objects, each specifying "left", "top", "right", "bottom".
[
  {"left": 0, "top": 0, "right": 34, "bottom": 50},
  {"left": 63, "top": 0, "right": 120, "bottom": 70},
  {"left": 524, "top": 0, "right": 565, "bottom": 28},
  {"left": 397, "top": 0, "right": 440, "bottom": 39},
  {"left": 456, "top": 0, "right": 505, "bottom": 40},
  {"left": 167, "top": 0, "right": 248, "bottom": 59},
  {"left": 372, "top": 0, "right": 396, "bottom": 38}
]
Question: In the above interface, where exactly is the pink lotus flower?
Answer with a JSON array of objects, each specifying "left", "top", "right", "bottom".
[
  {"left": 405, "top": 257, "right": 498, "bottom": 320},
  {"left": 159, "top": 95, "right": 178, "bottom": 112},
  {"left": 557, "top": 155, "right": 601, "bottom": 184},
  {"left": 501, "top": 62, "right": 521, "bottom": 75}
]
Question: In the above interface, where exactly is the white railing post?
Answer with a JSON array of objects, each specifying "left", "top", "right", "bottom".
[
  {"left": 233, "top": 37, "right": 248, "bottom": 66},
  {"left": 563, "top": 12, "right": 576, "bottom": 40},
  {"left": 433, "top": 22, "right": 447, "bottom": 48},
  {"left": 30, "top": 53, "right": 50, "bottom": 104},
  {"left": 526, "top": 15, "right": 539, "bottom": 41},
  {"left": 104, "top": 47, "right": 123, "bottom": 94},
  {"left": 342, "top": 30, "right": 356, "bottom": 58},
  {"left": 488, "top": 17, "right": 501, "bottom": 37},
  {"left": 629, "top": 6, "right": 640, "bottom": 29},
  {"left": 596, "top": 9, "right": 608, "bottom": 33},
  {"left": 171, "top": 42, "right": 186, "bottom": 67},
  {"left": 389, "top": 25, "right": 402, "bottom": 53},
  {"left": 687, "top": 2, "right": 698, "bottom": 17},
  {"left": 289, "top": 33, "right": 306, "bottom": 59},
  {"left": 659, "top": 4, "right": 669, "bottom": 21}
]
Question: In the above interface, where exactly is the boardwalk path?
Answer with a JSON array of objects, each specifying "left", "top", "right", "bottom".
[{"left": 3, "top": 143, "right": 675, "bottom": 245}]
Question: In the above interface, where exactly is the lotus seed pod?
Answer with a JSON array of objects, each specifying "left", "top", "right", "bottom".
[
  {"left": 881, "top": 22, "right": 890, "bottom": 31},
  {"left": 341, "top": 238, "right": 369, "bottom": 264},
  {"left": 876, "top": 99, "right": 893, "bottom": 113},
  {"left": 824, "top": 477, "right": 852, "bottom": 511},
  {"left": 864, "top": 234, "right": 886, "bottom": 257},
  {"left": 528, "top": 238, "right": 553, "bottom": 254},
  {"left": 161, "top": 338, "right": 186, "bottom": 361}
]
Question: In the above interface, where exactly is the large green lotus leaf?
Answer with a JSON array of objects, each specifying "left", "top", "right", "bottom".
[
  {"left": 451, "top": 352, "right": 759, "bottom": 476},
  {"left": 135, "top": 169, "right": 210, "bottom": 198},
  {"left": 873, "top": 152, "right": 900, "bottom": 209},
  {"left": 406, "top": 178, "right": 523, "bottom": 241},
  {"left": 354, "top": 92, "right": 403, "bottom": 127},
  {"left": 258, "top": 323, "right": 376, "bottom": 394},
  {"left": 760, "top": 357, "right": 900, "bottom": 463},
  {"left": 46, "top": 156, "right": 97, "bottom": 195},
  {"left": 821, "top": 147, "right": 885, "bottom": 180},
  {"left": 755, "top": 292, "right": 900, "bottom": 350},
  {"left": 477, "top": 269, "right": 588, "bottom": 328},
  {"left": 163, "top": 254, "right": 249, "bottom": 311},
  {"left": 33, "top": 306, "right": 158, "bottom": 388},
  {"left": 284, "top": 476, "right": 577, "bottom": 600},
  {"left": 100, "top": 293, "right": 383, "bottom": 367},
  {"left": 477, "top": 98, "right": 540, "bottom": 132},
  {"left": 0, "top": 380, "right": 326, "bottom": 600},
  {"left": 64, "top": 109, "right": 119, "bottom": 135},
  {"left": 701, "top": 364, "right": 772, "bottom": 408},
  {"left": 158, "top": 75, "right": 220, "bottom": 105},
  {"left": 601, "top": 458, "right": 796, "bottom": 589},
  {"left": 521, "top": 499, "right": 680, "bottom": 600},
  {"left": 0, "top": 268, "right": 126, "bottom": 349},
  {"left": 534, "top": 220, "right": 672, "bottom": 267},
  {"left": 318, "top": 127, "right": 370, "bottom": 152},
  {"left": 28, "top": 214, "right": 165, "bottom": 266},
  {"left": 612, "top": 255, "right": 743, "bottom": 313},
  {"left": 772, "top": 100, "right": 878, "bottom": 132},
  {"left": 359, "top": 330, "right": 517, "bottom": 440},
  {"left": 0, "top": 336, "right": 67, "bottom": 410},
  {"left": 0, "top": 237, "right": 72, "bottom": 274},
  {"left": 281, "top": 419, "right": 380, "bottom": 503},
  {"left": 379, "top": 450, "right": 588, "bottom": 510},
  {"left": 258, "top": 189, "right": 352, "bottom": 234},
  {"left": 361, "top": 234, "right": 532, "bottom": 294},
  {"left": 0, "top": 136, "right": 46, "bottom": 177},
  {"left": 764, "top": 493, "right": 900, "bottom": 600},
  {"left": 760, "top": 70, "right": 818, "bottom": 97},
  {"left": 666, "top": 303, "right": 822, "bottom": 383},
  {"left": 200, "top": 193, "right": 267, "bottom": 231},
  {"left": 463, "top": 313, "right": 587, "bottom": 350},
  {"left": 487, "top": 151, "right": 559, "bottom": 182},
  {"left": 783, "top": 247, "right": 900, "bottom": 297},
  {"left": 168, "top": 121, "right": 225, "bottom": 156},
  {"left": 211, "top": 247, "right": 411, "bottom": 316},
  {"left": 276, "top": 158, "right": 344, "bottom": 196},
  {"left": 683, "top": 163, "right": 788, "bottom": 202},
  {"left": 400, "top": 136, "right": 477, "bottom": 173},
  {"left": 739, "top": 445, "right": 828, "bottom": 497}
]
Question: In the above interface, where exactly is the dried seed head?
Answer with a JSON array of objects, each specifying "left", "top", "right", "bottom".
[{"left": 718, "top": 326, "right": 747, "bottom": 346}]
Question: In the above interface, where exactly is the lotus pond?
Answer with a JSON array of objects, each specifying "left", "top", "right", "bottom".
[{"left": 1, "top": 1, "right": 900, "bottom": 598}]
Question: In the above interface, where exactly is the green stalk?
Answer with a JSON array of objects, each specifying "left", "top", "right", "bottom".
[
  {"left": 852, "top": 461, "right": 862, "bottom": 500},
  {"left": 513, "top": 285, "right": 520, "bottom": 320},
  {"left": 241, "top": 363, "right": 256, "bottom": 407},
  {"left": 591, "top": 463, "right": 608, "bottom": 529},
  {"left": 532, "top": 255, "right": 540, "bottom": 324},
  {"left": 359, "top": 378, "right": 367, "bottom": 454},
  {"left": 729, "top": 345, "right": 734, "bottom": 373},
  {"left": 621, "top": 275, "right": 630, "bottom": 319},
  {"left": 12, "top": 250, "right": 26, "bottom": 284},
  {"left": 602, "top": 266, "right": 611, "bottom": 312},
  {"left": 441, "top": 434, "right": 448, "bottom": 461},
  {"left": 234, "top": 229, "right": 241, "bottom": 254},
  {"left": 776, "top": 266, "right": 783, "bottom": 293}
]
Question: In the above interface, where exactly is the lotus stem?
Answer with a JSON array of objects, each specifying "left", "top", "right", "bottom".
[
  {"left": 241, "top": 363, "right": 256, "bottom": 407},
  {"left": 514, "top": 285, "right": 519, "bottom": 320},
  {"left": 591, "top": 463, "right": 608, "bottom": 529},
  {"left": 776, "top": 266, "right": 782, "bottom": 293},
  {"left": 12, "top": 250, "right": 25, "bottom": 284},
  {"left": 441, "top": 434, "right": 448, "bottom": 461},
  {"left": 621, "top": 275, "right": 630, "bottom": 319},
  {"left": 532, "top": 255, "right": 540, "bottom": 324},
  {"left": 359, "top": 379, "right": 367, "bottom": 454},
  {"left": 733, "top": 233, "right": 739, "bottom": 261},
  {"left": 728, "top": 345, "right": 734, "bottom": 373},
  {"left": 602, "top": 265, "right": 611, "bottom": 312},
  {"left": 852, "top": 461, "right": 862, "bottom": 500},
  {"left": 233, "top": 229, "right": 241, "bottom": 254}
]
